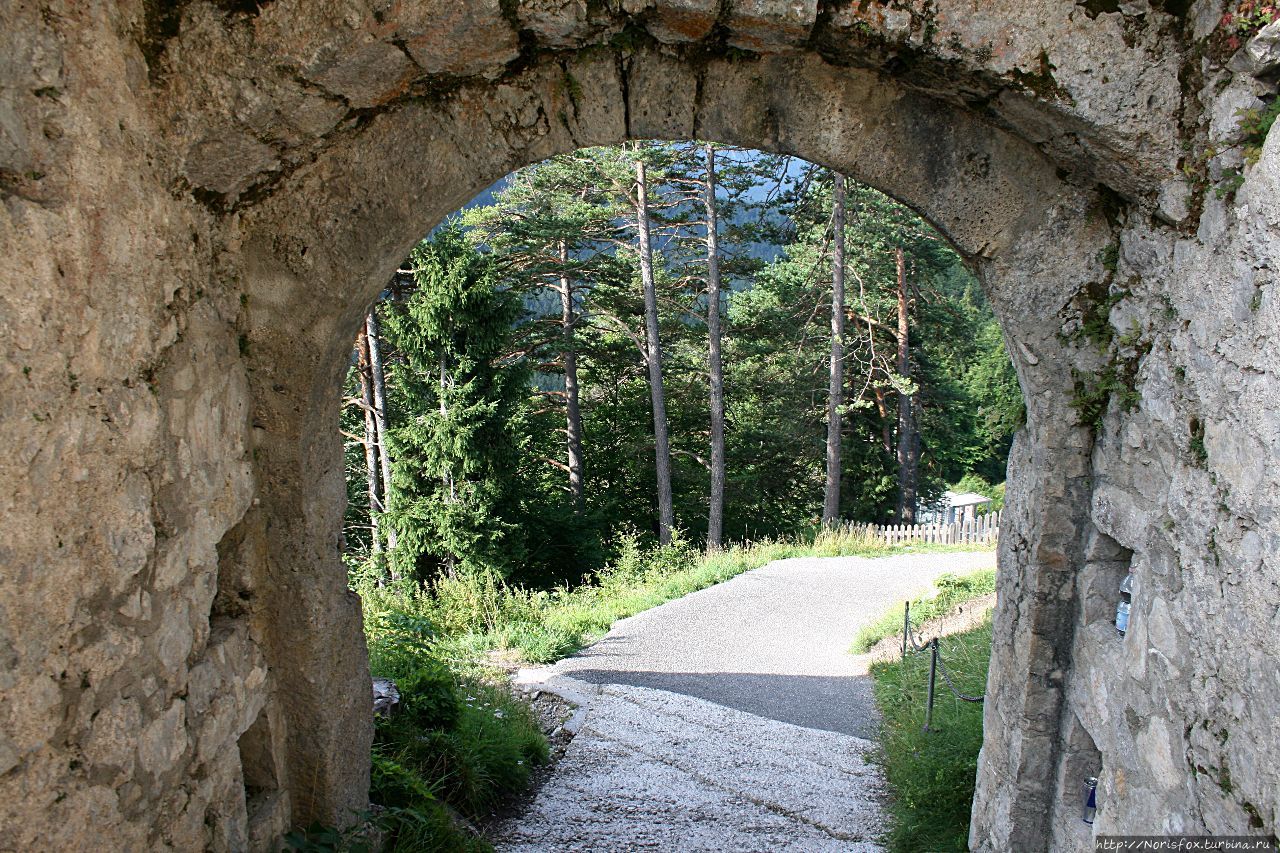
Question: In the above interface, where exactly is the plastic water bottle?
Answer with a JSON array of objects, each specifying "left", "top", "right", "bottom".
[{"left": 1115, "top": 573, "right": 1133, "bottom": 635}]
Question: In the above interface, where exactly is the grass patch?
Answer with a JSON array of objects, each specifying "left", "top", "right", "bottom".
[
  {"left": 851, "top": 568, "right": 996, "bottom": 653},
  {"left": 373, "top": 676, "right": 547, "bottom": 820},
  {"left": 870, "top": 614, "right": 993, "bottom": 853}
]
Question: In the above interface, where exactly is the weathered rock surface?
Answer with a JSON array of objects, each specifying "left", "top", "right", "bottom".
[
  {"left": 1, "top": 1, "right": 1277, "bottom": 850},
  {"left": 371, "top": 678, "right": 400, "bottom": 716},
  {"left": 1243, "top": 20, "right": 1280, "bottom": 79}
]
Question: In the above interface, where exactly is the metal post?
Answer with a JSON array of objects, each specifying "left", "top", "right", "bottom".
[
  {"left": 924, "top": 637, "right": 939, "bottom": 732},
  {"left": 902, "top": 601, "right": 911, "bottom": 661}
]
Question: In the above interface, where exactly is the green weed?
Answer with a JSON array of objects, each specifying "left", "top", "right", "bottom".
[
  {"left": 358, "top": 606, "right": 549, "bottom": 850},
  {"left": 1236, "top": 98, "right": 1280, "bottom": 166}
]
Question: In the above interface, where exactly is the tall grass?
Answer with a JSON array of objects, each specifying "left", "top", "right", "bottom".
[
  {"left": 870, "top": 614, "right": 993, "bottom": 852},
  {"left": 851, "top": 568, "right": 996, "bottom": 653},
  {"left": 358, "top": 526, "right": 986, "bottom": 666},
  {"left": 315, "top": 610, "right": 549, "bottom": 851}
]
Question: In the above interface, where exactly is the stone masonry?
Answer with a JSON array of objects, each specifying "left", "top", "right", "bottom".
[{"left": 0, "top": 1, "right": 1275, "bottom": 849}]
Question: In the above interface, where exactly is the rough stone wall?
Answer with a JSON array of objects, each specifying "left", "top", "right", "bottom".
[
  {"left": 1042, "top": 120, "right": 1280, "bottom": 844},
  {"left": 0, "top": 3, "right": 275, "bottom": 848},
  {"left": 1, "top": 1, "right": 1276, "bottom": 850}
]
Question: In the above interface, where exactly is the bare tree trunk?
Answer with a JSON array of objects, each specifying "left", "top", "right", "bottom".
[
  {"left": 908, "top": 398, "right": 921, "bottom": 516},
  {"left": 703, "top": 143, "right": 726, "bottom": 551},
  {"left": 558, "top": 240, "right": 585, "bottom": 510},
  {"left": 366, "top": 309, "right": 396, "bottom": 550},
  {"left": 439, "top": 354, "right": 456, "bottom": 576},
  {"left": 635, "top": 155, "right": 675, "bottom": 545},
  {"left": 822, "top": 174, "right": 847, "bottom": 526},
  {"left": 439, "top": 357, "right": 455, "bottom": 505},
  {"left": 895, "top": 246, "right": 918, "bottom": 523},
  {"left": 873, "top": 384, "right": 894, "bottom": 457},
  {"left": 355, "top": 326, "right": 382, "bottom": 554}
]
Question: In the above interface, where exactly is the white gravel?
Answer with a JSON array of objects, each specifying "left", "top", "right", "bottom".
[{"left": 489, "top": 550, "right": 996, "bottom": 851}]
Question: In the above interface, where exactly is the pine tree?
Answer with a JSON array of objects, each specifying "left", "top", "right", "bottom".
[
  {"left": 632, "top": 149, "right": 675, "bottom": 545},
  {"left": 355, "top": 324, "right": 382, "bottom": 553},
  {"left": 463, "top": 157, "right": 623, "bottom": 511},
  {"left": 366, "top": 307, "right": 399, "bottom": 551},
  {"left": 343, "top": 148, "right": 1021, "bottom": 577},
  {"left": 894, "top": 245, "right": 919, "bottom": 523}
]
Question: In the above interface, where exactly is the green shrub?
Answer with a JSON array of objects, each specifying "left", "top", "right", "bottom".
[
  {"left": 366, "top": 610, "right": 438, "bottom": 679},
  {"left": 395, "top": 663, "right": 462, "bottom": 732},
  {"left": 377, "top": 679, "right": 547, "bottom": 820},
  {"left": 282, "top": 803, "right": 487, "bottom": 853},
  {"left": 362, "top": 610, "right": 549, "bottom": 849},
  {"left": 429, "top": 570, "right": 508, "bottom": 636},
  {"left": 448, "top": 683, "right": 549, "bottom": 814},
  {"left": 933, "top": 569, "right": 997, "bottom": 606},
  {"left": 381, "top": 806, "right": 491, "bottom": 853},
  {"left": 643, "top": 535, "right": 699, "bottom": 577},
  {"left": 497, "top": 620, "right": 578, "bottom": 664},
  {"left": 371, "top": 752, "right": 439, "bottom": 810},
  {"left": 950, "top": 474, "right": 1005, "bottom": 513}
]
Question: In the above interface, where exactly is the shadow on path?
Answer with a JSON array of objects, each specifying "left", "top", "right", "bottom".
[{"left": 564, "top": 668, "right": 878, "bottom": 739}]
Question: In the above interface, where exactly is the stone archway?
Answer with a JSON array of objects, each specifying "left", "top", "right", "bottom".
[
  {"left": 237, "top": 43, "right": 1113, "bottom": 845},
  {"left": 2, "top": 3, "right": 1277, "bottom": 851}
]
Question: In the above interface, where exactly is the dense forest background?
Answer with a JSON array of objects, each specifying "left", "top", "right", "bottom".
[{"left": 342, "top": 142, "right": 1023, "bottom": 591}]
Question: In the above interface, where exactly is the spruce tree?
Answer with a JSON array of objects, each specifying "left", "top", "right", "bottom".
[{"left": 382, "top": 225, "right": 529, "bottom": 580}]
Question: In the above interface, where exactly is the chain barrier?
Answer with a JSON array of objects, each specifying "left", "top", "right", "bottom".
[
  {"left": 902, "top": 601, "right": 932, "bottom": 654},
  {"left": 935, "top": 648, "right": 986, "bottom": 703},
  {"left": 899, "top": 600, "right": 985, "bottom": 732}
]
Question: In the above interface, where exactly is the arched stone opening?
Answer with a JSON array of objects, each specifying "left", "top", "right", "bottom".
[
  {"left": 5, "top": 3, "right": 1278, "bottom": 851},
  {"left": 235, "top": 46, "right": 1111, "bottom": 849}
]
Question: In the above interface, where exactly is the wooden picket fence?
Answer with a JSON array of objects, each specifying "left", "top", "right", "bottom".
[{"left": 842, "top": 510, "right": 1001, "bottom": 546}]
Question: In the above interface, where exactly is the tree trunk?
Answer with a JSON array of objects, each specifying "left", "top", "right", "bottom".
[
  {"left": 635, "top": 154, "right": 675, "bottom": 545},
  {"left": 895, "top": 245, "right": 918, "bottom": 524},
  {"left": 439, "top": 354, "right": 456, "bottom": 576},
  {"left": 355, "top": 326, "right": 382, "bottom": 554},
  {"left": 873, "top": 384, "right": 894, "bottom": 457},
  {"left": 366, "top": 309, "right": 397, "bottom": 550},
  {"left": 439, "top": 356, "right": 455, "bottom": 505},
  {"left": 703, "top": 143, "right": 726, "bottom": 551},
  {"left": 822, "top": 174, "right": 847, "bottom": 526},
  {"left": 559, "top": 240, "right": 585, "bottom": 510}
]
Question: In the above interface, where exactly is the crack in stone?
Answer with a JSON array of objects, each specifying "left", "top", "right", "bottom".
[
  {"left": 618, "top": 53, "right": 632, "bottom": 139},
  {"left": 691, "top": 62, "right": 707, "bottom": 140}
]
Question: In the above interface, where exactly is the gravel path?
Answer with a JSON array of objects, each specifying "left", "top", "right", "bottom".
[{"left": 489, "top": 550, "right": 996, "bottom": 852}]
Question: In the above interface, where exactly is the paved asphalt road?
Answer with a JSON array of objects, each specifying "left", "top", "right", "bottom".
[{"left": 491, "top": 550, "right": 997, "bottom": 852}]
